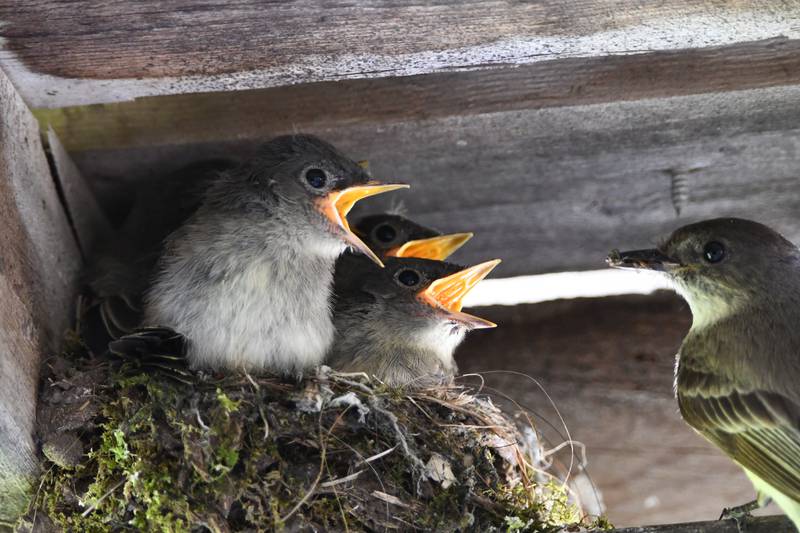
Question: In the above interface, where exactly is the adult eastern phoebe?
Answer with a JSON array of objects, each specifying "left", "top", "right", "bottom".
[
  {"left": 353, "top": 213, "right": 473, "bottom": 260},
  {"left": 90, "top": 135, "right": 407, "bottom": 375},
  {"left": 328, "top": 256, "right": 500, "bottom": 387},
  {"left": 608, "top": 218, "right": 800, "bottom": 528}
]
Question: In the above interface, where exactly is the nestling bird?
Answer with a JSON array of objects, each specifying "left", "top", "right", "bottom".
[
  {"left": 84, "top": 158, "right": 240, "bottom": 342},
  {"left": 353, "top": 213, "right": 473, "bottom": 261},
  {"left": 333, "top": 212, "right": 474, "bottom": 310},
  {"left": 88, "top": 135, "right": 407, "bottom": 376},
  {"left": 608, "top": 218, "right": 800, "bottom": 528},
  {"left": 328, "top": 256, "right": 500, "bottom": 387}
]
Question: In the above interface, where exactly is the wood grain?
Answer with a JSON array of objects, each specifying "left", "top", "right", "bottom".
[
  {"left": 61, "top": 83, "right": 800, "bottom": 277},
  {"left": 34, "top": 37, "right": 800, "bottom": 153},
  {"left": 1, "top": 1, "right": 798, "bottom": 106},
  {"left": 0, "top": 68, "right": 81, "bottom": 522},
  {"left": 610, "top": 515, "right": 794, "bottom": 532},
  {"left": 455, "top": 294, "right": 770, "bottom": 526},
  {"left": 46, "top": 127, "right": 112, "bottom": 257}
]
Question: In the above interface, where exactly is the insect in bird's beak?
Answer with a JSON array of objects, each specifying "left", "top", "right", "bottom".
[
  {"left": 418, "top": 259, "right": 501, "bottom": 329},
  {"left": 318, "top": 183, "right": 409, "bottom": 266},
  {"left": 606, "top": 248, "right": 679, "bottom": 272},
  {"left": 387, "top": 233, "right": 474, "bottom": 261}
]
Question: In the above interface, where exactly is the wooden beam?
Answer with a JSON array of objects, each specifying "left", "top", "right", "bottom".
[
  {"left": 611, "top": 515, "right": 794, "bottom": 533},
  {"left": 0, "top": 68, "right": 81, "bottom": 522},
  {"left": 33, "top": 37, "right": 800, "bottom": 154},
  {"left": 45, "top": 127, "right": 113, "bottom": 257},
  {"left": 456, "top": 294, "right": 764, "bottom": 526},
  {"left": 55, "top": 83, "right": 800, "bottom": 277},
  {"left": 1, "top": 1, "right": 798, "bottom": 107}
]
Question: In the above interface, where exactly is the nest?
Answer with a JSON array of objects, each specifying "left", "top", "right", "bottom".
[{"left": 20, "top": 330, "right": 606, "bottom": 532}]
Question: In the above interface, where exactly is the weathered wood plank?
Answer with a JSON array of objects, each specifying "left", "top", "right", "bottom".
[
  {"left": 33, "top": 37, "right": 800, "bottom": 153},
  {"left": 456, "top": 294, "right": 766, "bottom": 526},
  {"left": 610, "top": 515, "right": 794, "bottom": 533},
  {"left": 0, "top": 68, "right": 81, "bottom": 522},
  {"left": 1, "top": 1, "right": 798, "bottom": 107},
  {"left": 46, "top": 127, "right": 112, "bottom": 257},
  {"left": 62, "top": 83, "right": 800, "bottom": 277}
]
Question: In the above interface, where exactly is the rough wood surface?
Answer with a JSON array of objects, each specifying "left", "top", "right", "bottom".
[
  {"left": 34, "top": 37, "right": 800, "bottom": 154},
  {"left": 456, "top": 293, "right": 775, "bottom": 526},
  {"left": 59, "top": 83, "right": 800, "bottom": 277},
  {"left": 610, "top": 515, "right": 794, "bottom": 532},
  {"left": 0, "top": 68, "right": 81, "bottom": 522},
  {"left": 46, "top": 127, "right": 112, "bottom": 257},
  {"left": 1, "top": 1, "right": 798, "bottom": 107}
]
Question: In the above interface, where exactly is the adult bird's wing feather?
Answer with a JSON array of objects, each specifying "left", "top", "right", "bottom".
[{"left": 678, "top": 364, "right": 800, "bottom": 502}]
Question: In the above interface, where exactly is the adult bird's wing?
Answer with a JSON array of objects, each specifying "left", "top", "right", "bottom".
[{"left": 678, "top": 365, "right": 800, "bottom": 502}]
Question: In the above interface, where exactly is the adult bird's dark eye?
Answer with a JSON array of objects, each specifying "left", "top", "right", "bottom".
[
  {"left": 397, "top": 269, "right": 420, "bottom": 287},
  {"left": 375, "top": 224, "right": 397, "bottom": 243},
  {"left": 703, "top": 241, "right": 726, "bottom": 263},
  {"left": 305, "top": 168, "right": 327, "bottom": 189}
]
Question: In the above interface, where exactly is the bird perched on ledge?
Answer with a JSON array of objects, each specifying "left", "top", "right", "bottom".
[
  {"left": 329, "top": 257, "right": 500, "bottom": 387},
  {"left": 353, "top": 213, "right": 473, "bottom": 261},
  {"left": 89, "top": 135, "right": 407, "bottom": 376},
  {"left": 608, "top": 218, "right": 800, "bottom": 528}
]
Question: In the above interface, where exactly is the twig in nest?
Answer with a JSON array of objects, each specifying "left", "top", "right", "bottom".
[
  {"left": 279, "top": 430, "right": 326, "bottom": 522},
  {"left": 372, "top": 491, "right": 411, "bottom": 509},
  {"left": 320, "top": 470, "right": 365, "bottom": 488},
  {"left": 329, "top": 432, "right": 391, "bottom": 524},
  {"left": 366, "top": 397, "right": 425, "bottom": 473},
  {"left": 329, "top": 374, "right": 375, "bottom": 395},
  {"left": 360, "top": 445, "right": 398, "bottom": 464},
  {"left": 279, "top": 405, "right": 352, "bottom": 523},
  {"left": 81, "top": 479, "right": 126, "bottom": 517},
  {"left": 478, "top": 370, "right": 575, "bottom": 489},
  {"left": 257, "top": 404, "right": 270, "bottom": 440},
  {"left": 323, "top": 460, "right": 351, "bottom": 533}
]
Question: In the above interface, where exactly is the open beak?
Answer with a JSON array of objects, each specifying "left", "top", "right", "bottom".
[
  {"left": 606, "top": 248, "right": 678, "bottom": 271},
  {"left": 319, "top": 183, "right": 409, "bottom": 266},
  {"left": 419, "top": 259, "right": 501, "bottom": 329},
  {"left": 387, "top": 233, "right": 474, "bottom": 261}
]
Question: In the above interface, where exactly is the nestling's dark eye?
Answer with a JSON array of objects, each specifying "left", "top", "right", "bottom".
[
  {"left": 703, "top": 241, "right": 726, "bottom": 263},
  {"left": 374, "top": 223, "right": 397, "bottom": 243},
  {"left": 304, "top": 168, "right": 327, "bottom": 189},
  {"left": 396, "top": 269, "right": 421, "bottom": 287}
]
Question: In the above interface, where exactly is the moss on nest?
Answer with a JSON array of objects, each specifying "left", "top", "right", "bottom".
[{"left": 21, "top": 332, "right": 609, "bottom": 532}]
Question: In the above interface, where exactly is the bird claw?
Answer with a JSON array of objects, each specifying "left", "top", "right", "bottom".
[{"left": 719, "top": 499, "right": 760, "bottom": 532}]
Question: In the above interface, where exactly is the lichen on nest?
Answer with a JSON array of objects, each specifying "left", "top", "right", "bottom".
[{"left": 21, "top": 331, "right": 609, "bottom": 532}]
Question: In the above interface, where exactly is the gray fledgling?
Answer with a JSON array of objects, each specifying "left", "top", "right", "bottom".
[
  {"left": 353, "top": 213, "right": 473, "bottom": 260},
  {"left": 83, "top": 158, "right": 240, "bottom": 346},
  {"left": 91, "top": 135, "right": 407, "bottom": 375},
  {"left": 608, "top": 218, "right": 800, "bottom": 527},
  {"left": 329, "top": 256, "right": 499, "bottom": 387},
  {"left": 333, "top": 214, "right": 474, "bottom": 312}
]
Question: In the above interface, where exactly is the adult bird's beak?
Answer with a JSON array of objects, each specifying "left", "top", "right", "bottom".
[
  {"left": 419, "top": 259, "right": 501, "bottom": 329},
  {"left": 319, "top": 183, "right": 409, "bottom": 266},
  {"left": 388, "top": 233, "right": 474, "bottom": 261},
  {"left": 606, "top": 248, "right": 679, "bottom": 271}
]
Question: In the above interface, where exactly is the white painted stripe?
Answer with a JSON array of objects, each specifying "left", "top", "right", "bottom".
[
  {"left": 2, "top": 9, "right": 798, "bottom": 107},
  {"left": 462, "top": 269, "right": 672, "bottom": 308}
]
